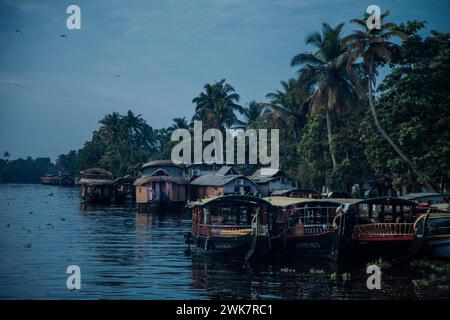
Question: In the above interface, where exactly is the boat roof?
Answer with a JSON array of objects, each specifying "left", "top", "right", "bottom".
[
  {"left": 271, "top": 188, "right": 320, "bottom": 196},
  {"left": 188, "top": 194, "right": 271, "bottom": 207},
  {"left": 403, "top": 192, "right": 450, "bottom": 201},
  {"left": 351, "top": 197, "right": 418, "bottom": 206},
  {"left": 264, "top": 196, "right": 357, "bottom": 207}
]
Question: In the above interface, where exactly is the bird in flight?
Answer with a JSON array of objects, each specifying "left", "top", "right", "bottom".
[
  {"left": 14, "top": 29, "right": 22, "bottom": 33},
  {"left": 59, "top": 34, "right": 68, "bottom": 39}
]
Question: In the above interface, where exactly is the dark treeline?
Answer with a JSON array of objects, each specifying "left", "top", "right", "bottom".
[
  {"left": 2, "top": 12, "right": 449, "bottom": 194},
  {"left": 0, "top": 155, "right": 57, "bottom": 183}
]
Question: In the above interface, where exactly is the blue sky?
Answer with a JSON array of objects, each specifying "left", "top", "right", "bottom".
[{"left": 0, "top": 0, "right": 448, "bottom": 160}]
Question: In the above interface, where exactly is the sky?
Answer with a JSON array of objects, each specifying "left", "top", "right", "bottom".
[{"left": 0, "top": 0, "right": 449, "bottom": 160}]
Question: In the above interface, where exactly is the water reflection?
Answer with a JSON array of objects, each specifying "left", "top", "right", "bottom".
[{"left": 0, "top": 184, "right": 448, "bottom": 299}]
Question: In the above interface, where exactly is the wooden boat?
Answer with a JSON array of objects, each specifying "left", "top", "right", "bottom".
[
  {"left": 341, "top": 197, "right": 427, "bottom": 260},
  {"left": 422, "top": 212, "right": 450, "bottom": 258},
  {"left": 40, "top": 173, "right": 74, "bottom": 186},
  {"left": 114, "top": 175, "right": 135, "bottom": 202},
  {"left": 186, "top": 195, "right": 273, "bottom": 260},
  {"left": 79, "top": 168, "right": 114, "bottom": 203},
  {"left": 265, "top": 197, "right": 353, "bottom": 260}
]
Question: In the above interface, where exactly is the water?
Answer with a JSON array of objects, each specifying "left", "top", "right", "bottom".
[{"left": 0, "top": 184, "right": 449, "bottom": 300}]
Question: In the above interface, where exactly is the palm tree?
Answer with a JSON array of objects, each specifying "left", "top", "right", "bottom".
[
  {"left": 263, "top": 79, "right": 311, "bottom": 139},
  {"left": 291, "top": 23, "right": 360, "bottom": 171},
  {"left": 234, "top": 100, "right": 267, "bottom": 129},
  {"left": 192, "top": 79, "right": 243, "bottom": 132},
  {"left": 98, "top": 112, "right": 124, "bottom": 167},
  {"left": 3, "top": 151, "right": 10, "bottom": 160},
  {"left": 344, "top": 11, "right": 433, "bottom": 190},
  {"left": 168, "top": 117, "right": 191, "bottom": 133}
]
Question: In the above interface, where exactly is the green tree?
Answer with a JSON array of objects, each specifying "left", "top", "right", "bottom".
[
  {"left": 291, "top": 23, "right": 360, "bottom": 171},
  {"left": 344, "top": 11, "right": 435, "bottom": 190},
  {"left": 192, "top": 79, "right": 243, "bottom": 132}
]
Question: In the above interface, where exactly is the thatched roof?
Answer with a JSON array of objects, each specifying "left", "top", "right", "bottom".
[
  {"left": 79, "top": 178, "right": 114, "bottom": 186},
  {"left": 141, "top": 160, "right": 181, "bottom": 169},
  {"left": 134, "top": 175, "right": 187, "bottom": 186},
  {"left": 80, "top": 167, "right": 112, "bottom": 177},
  {"left": 115, "top": 175, "right": 135, "bottom": 183}
]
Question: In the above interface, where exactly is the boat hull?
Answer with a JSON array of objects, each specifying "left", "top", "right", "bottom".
[
  {"left": 424, "top": 238, "right": 450, "bottom": 258},
  {"left": 342, "top": 235, "right": 423, "bottom": 260},
  {"left": 192, "top": 234, "right": 270, "bottom": 258},
  {"left": 286, "top": 231, "right": 340, "bottom": 260}
]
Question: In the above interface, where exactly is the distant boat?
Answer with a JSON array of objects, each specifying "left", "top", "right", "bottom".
[
  {"left": 79, "top": 168, "right": 114, "bottom": 203},
  {"left": 40, "top": 173, "right": 74, "bottom": 186}
]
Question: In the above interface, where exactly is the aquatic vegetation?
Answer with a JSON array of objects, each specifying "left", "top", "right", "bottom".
[
  {"left": 341, "top": 273, "right": 351, "bottom": 281},
  {"left": 280, "top": 268, "right": 296, "bottom": 273},
  {"left": 309, "top": 268, "right": 325, "bottom": 275},
  {"left": 367, "top": 258, "right": 392, "bottom": 269}
]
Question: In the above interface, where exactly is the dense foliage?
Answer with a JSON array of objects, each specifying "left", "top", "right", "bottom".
[{"left": 2, "top": 14, "right": 449, "bottom": 194}]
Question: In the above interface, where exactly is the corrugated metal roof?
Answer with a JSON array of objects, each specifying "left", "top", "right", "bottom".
[{"left": 190, "top": 174, "right": 255, "bottom": 187}]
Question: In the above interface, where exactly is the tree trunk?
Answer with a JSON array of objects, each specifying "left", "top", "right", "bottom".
[
  {"left": 367, "top": 78, "right": 436, "bottom": 192},
  {"left": 326, "top": 109, "right": 337, "bottom": 171}
]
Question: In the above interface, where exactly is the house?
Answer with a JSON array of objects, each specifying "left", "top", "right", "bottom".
[
  {"left": 190, "top": 166, "right": 258, "bottom": 200},
  {"left": 134, "top": 160, "right": 188, "bottom": 212},
  {"left": 248, "top": 168, "right": 297, "bottom": 197}
]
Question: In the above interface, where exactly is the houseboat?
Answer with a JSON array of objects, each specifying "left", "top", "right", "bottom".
[
  {"left": 340, "top": 197, "right": 427, "bottom": 260},
  {"left": 134, "top": 160, "right": 187, "bottom": 212},
  {"left": 114, "top": 175, "right": 135, "bottom": 202},
  {"left": 79, "top": 168, "right": 114, "bottom": 203},
  {"left": 41, "top": 173, "right": 74, "bottom": 186},
  {"left": 265, "top": 197, "right": 353, "bottom": 260},
  {"left": 422, "top": 212, "right": 450, "bottom": 258},
  {"left": 186, "top": 195, "right": 273, "bottom": 260}
]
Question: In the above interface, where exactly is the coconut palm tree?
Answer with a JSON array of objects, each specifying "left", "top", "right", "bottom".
[
  {"left": 291, "top": 23, "right": 360, "bottom": 171},
  {"left": 344, "top": 11, "right": 433, "bottom": 189},
  {"left": 98, "top": 112, "right": 124, "bottom": 167},
  {"left": 3, "top": 151, "right": 10, "bottom": 160},
  {"left": 168, "top": 117, "right": 191, "bottom": 133},
  {"left": 263, "top": 79, "right": 311, "bottom": 140},
  {"left": 234, "top": 100, "right": 267, "bottom": 129},
  {"left": 192, "top": 79, "right": 243, "bottom": 132}
]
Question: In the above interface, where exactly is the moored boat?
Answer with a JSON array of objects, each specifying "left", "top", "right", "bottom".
[
  {"left": 341, "top": 197, "right": 427, "bottom": 260},
  {"left": 186, "top": 195, "right": 273, "bottom": 260},
  {"left": 423, "top": 213, "right": 450, "bottom": 258},
  {"left": 265, "top": 197, "right": 354, "bottom": 260},
  {"left": 79, "top": 168, "right": 114, "bottom": 203}
]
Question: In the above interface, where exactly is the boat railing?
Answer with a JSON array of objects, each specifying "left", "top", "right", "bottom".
[
  {"left": 353, "top": 223, "right": 415, "bottom": 239},
  {"left": 195, "top": 223, "right": 253, "bottom": 237},
  {"left": 289, "top": 224, "right": 335, "bottom": 236},
  {"left": 427, "top": 226, "right": 450, "bottom": 239}
]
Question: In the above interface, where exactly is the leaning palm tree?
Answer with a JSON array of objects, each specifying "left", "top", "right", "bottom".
[
  {"left": 263, "top": 79, "right": 311, "bottom": 140},
  {"left": 192, "top": 79, "right": 243, "bottom": 132},
  {"left": 344, "top": 11, "right": 433, "bottom": 189},
  {"left": 291, "top": 23, "right": 360, "bottom": 171}
]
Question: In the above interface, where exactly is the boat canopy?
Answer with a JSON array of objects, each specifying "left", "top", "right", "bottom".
[
  {"left": 350, "top": 197, "right": 418, "bottom": 207},
  {"left": 264, "top": 196, "right": 357, "bottom": 208},
  {"left": 188, "top": 194, "right": 271, "bottom": 208}
]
